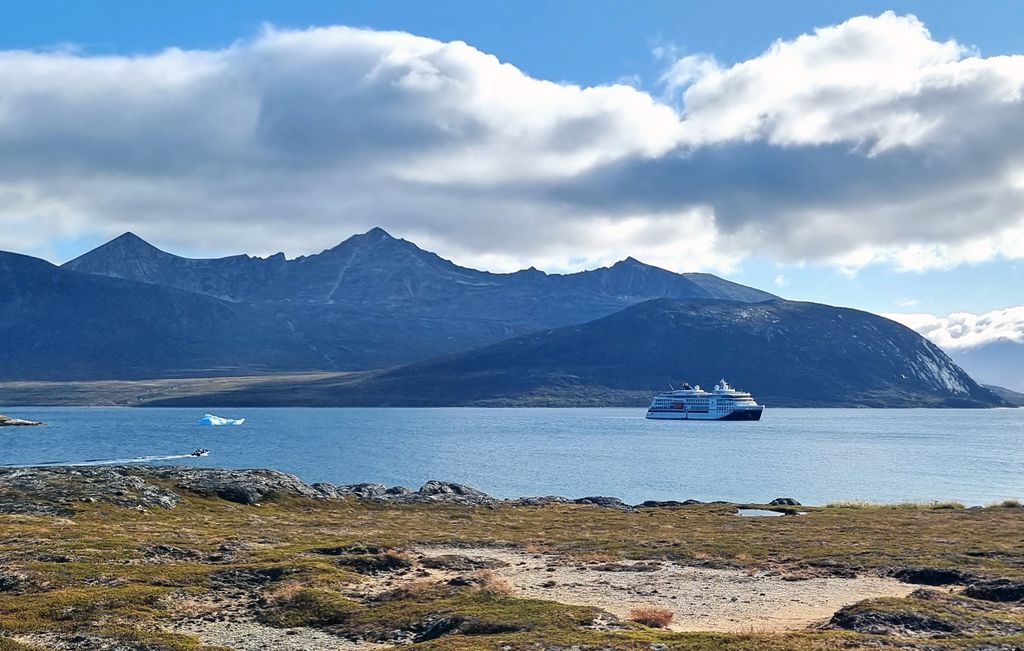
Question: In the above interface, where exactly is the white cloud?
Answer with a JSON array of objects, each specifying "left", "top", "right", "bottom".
[
  {"left": 1, "top": 14, "right": 1024, "bottom": 276},
  {"left": 883, "top": 307, "right": 1024, "bottom": 350}
]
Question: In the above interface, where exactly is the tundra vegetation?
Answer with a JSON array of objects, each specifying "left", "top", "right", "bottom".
[{"left": 1, "top": 467, "right": 1023, "bottom": 650}]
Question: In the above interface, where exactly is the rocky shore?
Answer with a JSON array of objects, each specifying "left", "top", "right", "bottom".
[{"left": 0, "top": 465, "right": 797, "bottom": 516}]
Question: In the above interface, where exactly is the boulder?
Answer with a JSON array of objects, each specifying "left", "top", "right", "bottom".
[
  {"left": 769, "top": 497, "right": 801, "bottom": 506},
  {"left": 637, "top": 499, "right": 702, "bottom": 508},
  {"left": 162, "top": 467, "right": 327, "bottom": 505},
  {"left": 964, "top": 579, "right": 1024, "bottom": 603},
  {"left": 510, "top": 495, "right": 573, "bottom": 507},
  {"left": 0, "top": 570, "right": 27, "bottom": 592},
  {"left": 421, "top": 555, "right": 508, "bottom": 571},
  {"left": 829, "top": 605, "right": 958, "bottom": 636},
  {"left": 573, "top": 496, "right": 632, "bottom": 510},
  {"left": 387, "top": 481, "right": 496, "bottom": 506},
  {"left": 893, "top": 567, "right": 973, "bottom": 586}
]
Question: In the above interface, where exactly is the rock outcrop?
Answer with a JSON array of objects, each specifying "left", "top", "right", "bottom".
[
  {"left": 0, "top": 465, "right": 799, "bottom": 514},
  {"left": 0, "top": 466, "right": 498, "bottom": 514}
]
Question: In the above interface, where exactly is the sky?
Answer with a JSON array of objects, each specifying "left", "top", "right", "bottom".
[{"left": 1, "top": 1, "right": 1023, "bottom": 351}]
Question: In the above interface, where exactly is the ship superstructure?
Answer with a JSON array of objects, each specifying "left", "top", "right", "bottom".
[{"left": 646, "top": 379, "right": 764, "bottom": 421}]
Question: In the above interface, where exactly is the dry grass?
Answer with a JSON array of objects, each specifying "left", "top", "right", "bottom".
[
  {"left": 825, "top": 500, "right": 965, "bottom": 510},
  {"left": 629, "top": 605, "right": 674, "bottom": 628},
  {"left": 259, "top": 580, "right": 305, "bottom": 608},
  {"left": 473, "top": 569, "right": 515, "bottom": 595}
]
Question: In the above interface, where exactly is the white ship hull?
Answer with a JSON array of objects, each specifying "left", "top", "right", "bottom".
[
  {"left": 646, "top": 406, "right": 763, "bottom": 421},
  {"left": 646, "top": 378, "right": 764, "bottom": 421}
]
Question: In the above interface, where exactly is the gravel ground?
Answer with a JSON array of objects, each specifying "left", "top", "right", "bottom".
[{"left": 174, "top": 620, "right": 384, "bottom": 651}]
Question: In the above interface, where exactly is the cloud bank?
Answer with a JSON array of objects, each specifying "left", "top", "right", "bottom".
[
  {"left": 884, "top": 307, "right": 1024, "bottom": 350},
  {"left": 2, "top": 12, "right": 1024, "bottom": 273}
]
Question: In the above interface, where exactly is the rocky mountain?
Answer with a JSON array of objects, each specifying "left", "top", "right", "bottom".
[
  {"left": 0, "top": 251, "right": 324, "bottom": 380},
  {"left": 65, "top": 228, "right": 775, "bottom": 308},
  {"left": 55, "top": 228, "right": 777, "bottom": 371},
  {"left": 140, "top": 298, "right": 1004, "bottom": 408}
]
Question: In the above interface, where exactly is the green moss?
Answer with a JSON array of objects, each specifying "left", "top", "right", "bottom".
[
  {"left": 258, "top": 587, "right": 362, "bottom": 627},
  {"left": 0, "top": 585, "right": 169, "bottom": 633},
  {"left": 0, "top": 638, "right": 48, "bottom": 651}
]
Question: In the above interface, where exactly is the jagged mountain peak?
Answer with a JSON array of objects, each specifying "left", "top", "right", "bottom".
[
  {"left": 87, "top": 232, "right": 166, "bottom": 256},
  {"left": 330, "top": 226, "right": 399, "bottom": 248}
]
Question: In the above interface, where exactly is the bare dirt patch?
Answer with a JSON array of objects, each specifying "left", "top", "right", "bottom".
[{"left": 412, "top": 545, "right": 916, "bottom": 632}]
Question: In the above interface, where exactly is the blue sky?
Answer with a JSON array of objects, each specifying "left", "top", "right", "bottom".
[
  {"left": 1, "top": 1, "right": 1023, "bottom": 329},
  {"left": 3, "top": 1, "right": 1021, "bottom": 88}
]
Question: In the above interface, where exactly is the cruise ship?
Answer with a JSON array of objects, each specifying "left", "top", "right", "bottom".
[{"left": 646, "top": 379, "right": 764, "bottom": 421}]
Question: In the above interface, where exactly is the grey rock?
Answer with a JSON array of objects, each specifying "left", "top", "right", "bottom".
[
  {"left": 828, "top": 605, "right": 958, "bottom": 636},
  {"left": 417, "top": 480, "right": 491, "bottom": 500},
  {"left": 769, "top": 497, "right": 801, "bottom": 506},
  {"left": 338, "top": 483, "right": 391, "bottom": 499},
  {"left": 893, "top": 567, "right": 974, "bottom": 586},
  {"left": 420, "top": 555, "right": 508, "bottom": 571},
  {"left": 511, "top": 496, "right": 573, "bottom": 507},
  {"left": 964, "top": 579, "right": 1024, "bottom": 603},
  {"left": 574, "top": 496, "right": 633, "bottom": 510},
  {"left": 637, "top": 499, "right": 702, "bottom": 508},
  {"left": 158, "top": 467, "right": 327, "bottom": 505},
  {"left": 0, "top": 569, "right": 27, "bottom": 592}
]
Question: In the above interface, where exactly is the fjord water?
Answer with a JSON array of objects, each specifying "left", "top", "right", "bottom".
[{"left": 2, "top": 407, "right": 1022, "bottom": 505}]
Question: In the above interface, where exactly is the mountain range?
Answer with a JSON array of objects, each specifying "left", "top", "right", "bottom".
[
  {"left": 61, "top": 228, "right": 775, "bottom": 370},
  {"left": 0, "top": 228, "right": 1006, "bottom": 407}
]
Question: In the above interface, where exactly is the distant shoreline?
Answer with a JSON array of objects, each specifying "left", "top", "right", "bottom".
[{"left": 0, "top": 372, "right": 1017, "bottom": 409}]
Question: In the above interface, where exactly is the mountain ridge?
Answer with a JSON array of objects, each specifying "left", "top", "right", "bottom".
[
  {"left": 132, "top": 297, "right": 1004, "bottom": 408},
  {"left": 54, "top": 229, "right": 781, "bottom": 371},
  {"left": 63, "top": 229, "right": 778, "bottom": 306}
]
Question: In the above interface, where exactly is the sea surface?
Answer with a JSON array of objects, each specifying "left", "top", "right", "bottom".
[{"left": 2, "top": 407, "right": 1023, "bottom": 505}]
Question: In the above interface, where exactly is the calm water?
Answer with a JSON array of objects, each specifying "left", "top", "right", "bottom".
[{"left": 2, "top": 407, "right": 1023, "bottom": 505}]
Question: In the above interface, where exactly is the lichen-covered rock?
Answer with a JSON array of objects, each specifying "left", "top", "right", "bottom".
[
  {"left": 893, "top": 566, "right": 974, "bottom": 586},
  {"left": 574, "top": 496, "right": 632, "bottom": 510},
  {"left": 0, "top": 465, "right": 685, "bottom": 513},
  {"left": 154, "top": 466, "right": 328, "bottom": 504},
  {"left": 828, "top": 605, "right": 959, "bottom": 636},
  {"left": 510, "top": 495, "right": 573, "bottom": 507},
  {"left": 965, "top": 579, "right": 1024, "bottom": 602},
  {"left": 420, "top": 554, "right": 508, "bottom": 571},
  {"left": 0, "top": 466, "right": 181, "bottom": 514},
  {"left": 637, "top": 499, "right": 702, "bottom": 508}
]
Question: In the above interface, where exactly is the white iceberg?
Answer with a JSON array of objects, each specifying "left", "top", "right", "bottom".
[{"left": 197, "top": 413, "right": 245, "bottom": 426}]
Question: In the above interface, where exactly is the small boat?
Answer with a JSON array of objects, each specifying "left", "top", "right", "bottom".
[
  {"left": 189, "top": 448, "right": 210, "bottom": 457},
  {"left": 647, "top": 378, "right": 764, "bottom": 421}
]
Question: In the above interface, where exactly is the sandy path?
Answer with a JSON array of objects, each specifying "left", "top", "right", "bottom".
[{"left": 415, "top": 545, "right": 915, "bottom": 632}]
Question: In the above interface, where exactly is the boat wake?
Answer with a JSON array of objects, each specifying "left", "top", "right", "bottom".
[{"left": 1, "top": 453, "right": 204, "bottom": 469}]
